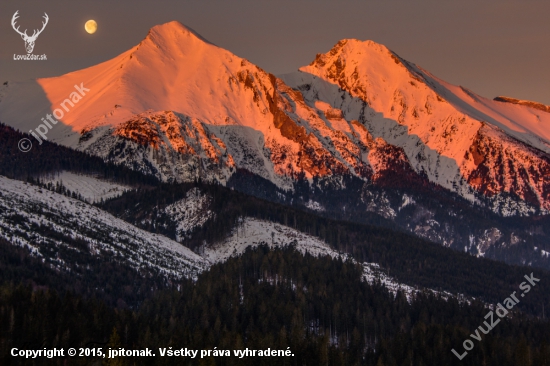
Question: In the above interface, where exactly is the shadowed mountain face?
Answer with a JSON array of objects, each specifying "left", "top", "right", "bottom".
[{"left": 1, "top": 22, "right": 549, "bottom": 218}]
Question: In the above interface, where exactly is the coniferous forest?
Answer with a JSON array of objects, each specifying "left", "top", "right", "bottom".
[
  {"left": 1, "top": 124, "right": 550, "bottom": 365},
  {"left": 100, "top": 181, "right": 550, "bottom": 318},
  {"left": 2, "top": 245, "right": 550, "bottom": 366}
]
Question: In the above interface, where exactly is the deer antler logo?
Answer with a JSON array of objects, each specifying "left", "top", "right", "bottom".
[{"left": 11, "top": 11, "right": 49, "bottom": 54}]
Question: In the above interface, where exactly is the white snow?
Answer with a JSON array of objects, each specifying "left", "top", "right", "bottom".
[
  {"left": 41, "top": 171, "right": 130, "bottom": 202},
  {"left": 203, "top": 218, "right": 345, "bottom": 263},
  {"left": 398, "top": 194, "right": 416, "bottom": 211},
  {"left": 0, "top": 175, "right": 208, "bottom": 279},
  {"left": 0, "top": 173, "right": 474, "bottom": 302},
  {"left": 165, "top": 187, "right": 214, "bottom": 241},
  {"left": 305, "top": 200, "right": 325, "bottom": 212}
]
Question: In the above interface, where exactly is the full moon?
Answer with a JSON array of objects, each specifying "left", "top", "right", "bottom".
[{"left": 85, "top": 20, "right": 97, "bottom": 34}]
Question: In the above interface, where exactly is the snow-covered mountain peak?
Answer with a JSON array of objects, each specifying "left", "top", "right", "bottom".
[
  {"left": 144, "top": 20, "right": 211, "bottom": 44},
  {"left": 298, "top": 38, "right": 439, "bottom": 120},
  {"left": 299, "top": 38, "right": 550, "bottom": 152},
  {"left": 134, "top": 21, "right": 219, "bottom": 62},
  {"left": 1, "top": 24, "right": 549, "bottom": 215},
  {"left": 310, "top": 39, "right": 394, "bottom": 62},
  {"left": 284, "top": 39, "right": 550, "bottom": 212},
  {"left": 0, "top": 20, "right": 270, "bottom": 141},
  {"left": 304, "top": 38, "right": 407, "bottom": 84}
]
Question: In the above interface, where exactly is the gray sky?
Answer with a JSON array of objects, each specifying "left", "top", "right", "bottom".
[{"left": 1, "top": 0, "right": 549, "bottom": 104}]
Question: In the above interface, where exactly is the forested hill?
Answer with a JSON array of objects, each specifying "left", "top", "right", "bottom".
[
  {"left": 1, "top": 246, "right": 549, "bottom": 366},
  {"left": 101, "top": 181, "right": 550, "bottom": 318}
]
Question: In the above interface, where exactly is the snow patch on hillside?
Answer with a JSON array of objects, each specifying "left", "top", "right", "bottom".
[
  {"left": 42, "top": 171, "right": 130, "bottom": 202},
  {"left": 305, "top": 200, "right": 325, "bottom": 212},
  {"left": 399, "top": 194, "right": 416, "bottom": 211},
  {"left": 203, "top": 218, "right": 344, "bottom": 263},
  {"left": 165, "top": 187, "right": 214, "bottom": 241}
]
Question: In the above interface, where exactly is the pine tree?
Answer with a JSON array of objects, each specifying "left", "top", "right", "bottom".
[{"left": 103, "top": 327, "right": 128, "bottom": 366}]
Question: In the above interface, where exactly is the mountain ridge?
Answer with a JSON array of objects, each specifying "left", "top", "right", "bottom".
[
  {"left": 283, "top": 38, "right": 550, "bottom": 212},
  {"left": 1, "top": 21, "right": 548, "bottom": 217}
]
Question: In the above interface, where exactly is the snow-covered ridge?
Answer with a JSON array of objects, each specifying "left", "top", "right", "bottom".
[
  {"left": 0, "top": 175, "right": 208, "bottom": 279},
  {"left": 203, "top": 218, "right": 343, "bottom": 263},
  {"left": 283, "top": 38, "right": 550, "bottom": 212},
  {"left": 494, "top": 96, "right": 550, "bottom": 114}
]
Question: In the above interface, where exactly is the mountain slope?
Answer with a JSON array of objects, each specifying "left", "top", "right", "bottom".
[
  {"left": 281, "top": 39, "right": 550, "bottom": 214},
  {"left": 0, "top": 175, "right": 208, "bottom": 279},
  {"left": 0, "top": 173, "right": 459, "bottom": 303},
  {"left": 4, "top": 171, "right": 550, "bottom": 313},
  {"left": 5, "top": 245, "right": 550, "bottom": 366}
]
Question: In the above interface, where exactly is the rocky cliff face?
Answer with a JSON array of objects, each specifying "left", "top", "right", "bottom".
[{"left": 494, "top": 96, "right": 550, "bottom": 114}]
